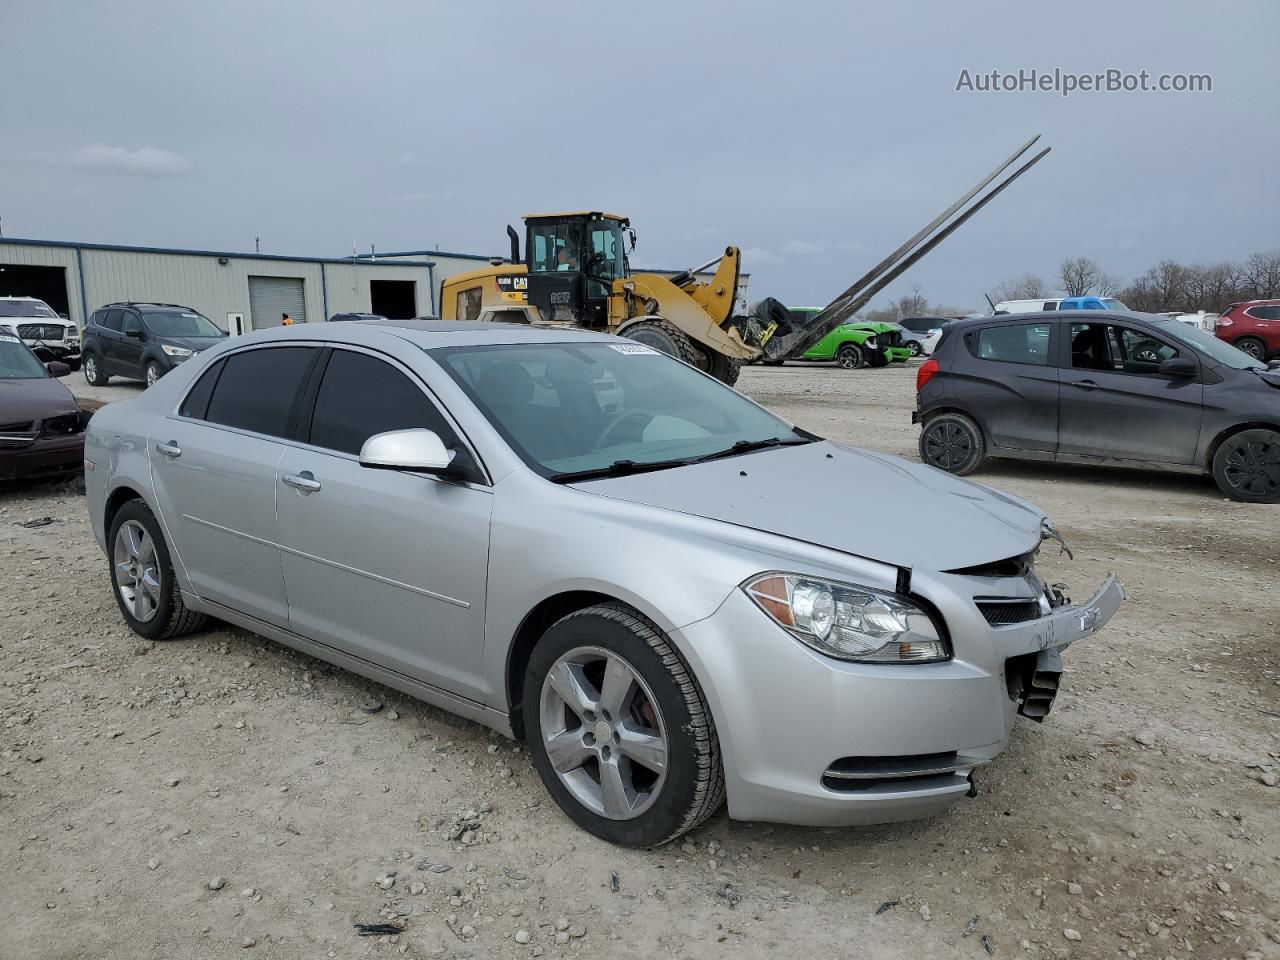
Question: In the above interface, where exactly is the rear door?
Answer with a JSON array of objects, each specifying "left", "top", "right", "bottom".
[
  {"left": 953, "top": 320, "right": 1060, "bottom": 452},
  {"left": 274, "top": 346, "right": 493, "bottom": 699},
  {"left": 117, "top": 309, "right": 147, "bottom": 377},
  {"left": 148, "top": 344, "right": 319, "bottom": 627},
  {"left": 1058, "top": 320, "right": 1203, "bottom": 463},
  {"left": 95, "top": 309, "right": 125, "bottom": 371}
]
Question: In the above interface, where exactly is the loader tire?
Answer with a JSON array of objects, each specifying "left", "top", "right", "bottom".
[
  {"left": 623, "top": 320, "right": 701, "bottom": 368},
  {"left": 709, "top": 355, "right": 741, "bottom": 387}
]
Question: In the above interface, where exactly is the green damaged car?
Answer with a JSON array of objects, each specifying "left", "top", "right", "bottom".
[{"left": 767, "top": 308, "right": 912, "bottom": 369}]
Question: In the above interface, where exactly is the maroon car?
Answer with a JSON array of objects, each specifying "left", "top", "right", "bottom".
[
  {"left": 1215, "top": 299, "right": 1280, "bottom": 361},
  {"left": 0, "top": 334, "right": 90, "bottom": 480}
]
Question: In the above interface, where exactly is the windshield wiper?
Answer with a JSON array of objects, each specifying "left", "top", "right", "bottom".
[
  {"left": 548, "top": 457, "right": 694, "bottom": 484},
  {"left": 692, "top": 435, "right": 816, "bottom": 464}
]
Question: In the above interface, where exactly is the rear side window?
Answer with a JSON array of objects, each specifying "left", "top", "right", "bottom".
[
  {"left": 307, "top": 349, "right": 454, "bottom": 455},
  {"left": 204, "top": 347, "right": 315, "bottom": 438},
  {"left": 179, "top": 359, "right": 224, "bottom": 420},
  {"left": 1041, "top": 301, "right": 1058, "bottom": 311},
  {"left": 973, "top": 323, "right": 1051, "bottom": 365}
]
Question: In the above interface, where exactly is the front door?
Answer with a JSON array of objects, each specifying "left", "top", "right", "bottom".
[
  {"left": 525, "top": 218, "right": 585, "bottom": 323},
  {"left": 1058, "top": 321, "right": 1204, "bottom": 463},
  {"left": 956, "top": 320, "right": 1060, "bottom": 452},
  {"left": 274, "top": 347, "right": 493, "bottom": 700}
]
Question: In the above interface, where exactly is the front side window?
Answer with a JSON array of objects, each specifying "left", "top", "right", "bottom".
[
  {"left": 121, "top": 312, "right": 142, "bottom": 335},
  {"left": 974, "top": 323, "right": 1051, "bottom": 365},
  {"left": 143, "top": 309, "right": 223, "bottom": 338},
  {"left": 1070, "top": 323, "right": 1178, "bottom": 374},
  {"left": 0, "top": 336, "right": 49, "bottom": 379},
  {"left": 586, "top": 219, "right": 625, "bottom": 284},
  {"left": 307, "top": 349, "right": 454, "bottom": 455},
  {"left": 529, "top": 222, "right": 579, "bottom": 273},
  {"left": 203, "top": 346, "right": 315, "bottom": 437},
  {"left": 437, "top": 341, "right": 811, "bottom": 478}
]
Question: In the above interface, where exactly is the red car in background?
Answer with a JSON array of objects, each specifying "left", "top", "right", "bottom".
[{"left": 1215, "top": 300, "right": 1280, "bottom": 361}]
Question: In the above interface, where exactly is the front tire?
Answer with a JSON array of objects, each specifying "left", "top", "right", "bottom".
[
  {"left": 907, "top": 340, "right": 923, "bottom": 357},
  {"left": 83, "top": 352, "right": 108, "bottom": 386},
  {"left": 524, "top": 603, "right": 724, "bottom": 847},
  {"left": 1211, "top": 429, "right": 1280, "bottom": 503},
  {"left": 622, "top": 320, "right": 701, "bottom": 368},
  {"left": 145, "top": 361, "right": 163, "bottom": 388},
  {"left": 919, "top": 412, "right": 986, "bottom": 476},
  {"left": 836, "top": 343, "right": 864, "bottom": 369},
  {"left": 1234, "top": 336, "right": 1267, "bottom": 361},
  {"left": 108, "top": 499, "right": 207, "bottom": 640}
]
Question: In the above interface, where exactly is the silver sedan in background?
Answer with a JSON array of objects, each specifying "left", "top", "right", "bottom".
[{"left": 84, "top": 320, "right": 1123, "bottom": 846}]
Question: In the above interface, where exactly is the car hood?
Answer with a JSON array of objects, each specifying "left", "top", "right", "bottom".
[
  {"left": 0, "top": 377, "right": 80, "bottom": 423},
  {"left": 160, "top": 336, "right": 224, "bottom": 351},
  {"left": 576, "top": 441, "right": 1047, "bottom": 571}
]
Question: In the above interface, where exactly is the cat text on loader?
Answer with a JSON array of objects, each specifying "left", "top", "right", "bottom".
[
  {"left": 439, "top": 136, "right": 1051, "bottom": 385},
  {"left": 440, "top": 211, "right": 754, "bottom": 384}
]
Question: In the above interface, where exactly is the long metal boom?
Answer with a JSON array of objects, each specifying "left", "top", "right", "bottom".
[{"left": 765, "top": 137, "right": 1050, "bottom": 360}]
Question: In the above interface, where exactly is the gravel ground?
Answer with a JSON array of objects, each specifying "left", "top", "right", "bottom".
[{"left": 3, "top": 361, "right": 1278, "bottom": 960}]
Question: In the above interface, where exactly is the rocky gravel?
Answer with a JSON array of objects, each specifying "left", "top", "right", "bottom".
[{"left": 2, "top": 361, "right": 1277, "bottom": 958}]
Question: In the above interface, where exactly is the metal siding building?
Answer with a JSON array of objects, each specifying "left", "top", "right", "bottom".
[{"left": 0, "top": 238, "right": 435, "bottom": 332}]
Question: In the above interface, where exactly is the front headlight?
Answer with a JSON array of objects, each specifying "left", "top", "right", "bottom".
[
  {"left": 161, "top": 344, "right": 194, "bottom": 358},
  {"left": 743, "top": 572, "right": 948, "bottom": 663}
]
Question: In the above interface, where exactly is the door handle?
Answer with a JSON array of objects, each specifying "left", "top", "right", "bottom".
[
  {"left": 1069, "top": 380, "right": 1098, "bottom": 391},
  {"left": 155, "top": 441, "right": 182, "bottom": 458},
  {"left": 282, "top": 471, "right": 321, "bottom": 493}
]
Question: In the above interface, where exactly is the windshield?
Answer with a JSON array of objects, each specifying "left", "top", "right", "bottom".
[
  {"left": 0, "top": 336, "right": 50, "bottom": 379},
  {"left": 0, "top": 300, "right": 58, "bottom": 318},
  {"left": 143, "top": 309, "right": 223, "bottom": 338},
  {"left": 1158, "top": 320, "right": 1266, "bottom": 370},
  {"left": 436, "top": 341, "right": 810, "bottom": 478}
]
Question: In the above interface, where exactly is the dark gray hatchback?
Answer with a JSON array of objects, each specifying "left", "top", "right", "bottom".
[{"left": 913, "top": 311, "right": 1280, "bottom": 502}]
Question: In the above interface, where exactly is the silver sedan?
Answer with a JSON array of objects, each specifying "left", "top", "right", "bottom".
[{"left": 84, "top": 320, "right": 1123, "bottom": 846}]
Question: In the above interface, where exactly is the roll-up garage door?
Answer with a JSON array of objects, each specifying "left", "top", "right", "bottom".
[{"left": 247, "top": 276, "right": 306, "bottom": 329}]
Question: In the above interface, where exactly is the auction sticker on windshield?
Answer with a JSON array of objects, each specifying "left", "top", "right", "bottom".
[{"left": 610, "top": 343, "right": 659, "bottom": 355}]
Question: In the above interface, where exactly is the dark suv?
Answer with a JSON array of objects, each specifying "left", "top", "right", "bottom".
[
  {"left": 82, "top": 303, "right": 226, "bottom": 387},
  {"left": 913, "top": 311, "right": 1280, "bottom": 502}
]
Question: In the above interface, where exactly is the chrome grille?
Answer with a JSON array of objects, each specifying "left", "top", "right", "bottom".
[{"left": 17, "top": 323, "right": 65, "bottom": 340}]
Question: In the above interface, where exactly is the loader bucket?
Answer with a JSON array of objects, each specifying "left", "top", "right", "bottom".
[{"left": 764, "top": 137, "right": 1051, "bottom": 361}]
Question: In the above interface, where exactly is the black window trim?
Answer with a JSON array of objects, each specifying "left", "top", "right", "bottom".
[{"left": 1061, "top": 318, "right": 1199, "bottom": 380}]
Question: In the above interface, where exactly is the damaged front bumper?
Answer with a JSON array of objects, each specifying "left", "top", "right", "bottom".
[{"left": 669, "top": 571, "right": 1124, "bottom": 827}]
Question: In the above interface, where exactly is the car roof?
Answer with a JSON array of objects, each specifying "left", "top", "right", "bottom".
[
  {"left": 948, "top": 310, "right": 1172, "bottom": 329},
  {"left": 223, "top": 318, "right": 634, "bottom": 351}
]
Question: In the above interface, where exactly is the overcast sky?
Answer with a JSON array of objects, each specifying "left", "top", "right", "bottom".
[{"left": 2, "top": 1, "right": 1276, "bottom": 310}]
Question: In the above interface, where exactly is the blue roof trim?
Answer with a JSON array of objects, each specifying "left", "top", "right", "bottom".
[{"left": 0, "top": 236, "right": 435, "bottom": 268}]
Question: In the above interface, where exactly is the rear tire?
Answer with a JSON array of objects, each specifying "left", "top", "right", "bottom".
[
  {"left": 523, "top": 603, "right": 724, "bottom": 847},
  {"left": 108, "top": 499, "right": 207, "bottom": 640},
  {"left": 1234, "top": 336, "right": 1267, "bottom": 361},
  {"left": 145, "top": 361, "right": 163, "bottom": 388},
  {"left": 83, "top": 352, "right": 108, "bottom": 386},
  {"left": 1211, "top": 428, "right": 1280, "bottom": 503},
  {"left": 704, "top": 351, "right": 741, "bottom": 386},
  {"left": 836, "top": 344, "right": 864, "bottom": 369},
  {"left": 907, "top": 340, "right": 923, "bottom": 357},
  {"left": 919, "top": 412, "right": 986, "bottom": 476}
]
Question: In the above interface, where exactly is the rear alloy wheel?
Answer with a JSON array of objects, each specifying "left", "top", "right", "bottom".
[
  {"left": 145, "top": 362, "right": 163, "bottom": 388},
  {"left": 524, "top": 603, "right": 724, "bottom": 847},
  {"left": 836, "top": 343, "right": 864, "bottom": 369},
  {"left": 1211, "top": 429, "right": 1280, "bottom": 503},
  {"left": 83, "top": 353, "right": 108, "bottom": 386},
  {"left": 1234, "top": 336, "right": 1267, "bottom": 361},
  {"left": 919, "top": 411, "right": 986, "bottom": 475},
  {"left": 108, "top": 499, "right": 207, "bottom": 640}
]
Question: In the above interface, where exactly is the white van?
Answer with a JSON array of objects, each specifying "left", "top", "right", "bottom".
[{"left": 994, "top": 298, "right": 1063, "bottom": 314}]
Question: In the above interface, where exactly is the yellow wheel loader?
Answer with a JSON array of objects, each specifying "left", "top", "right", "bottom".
[{"left": 439, "top": 137, "right": 1050, "bottom": 385}]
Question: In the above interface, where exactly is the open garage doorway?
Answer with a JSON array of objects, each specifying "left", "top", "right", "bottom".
[
  {"left": 0, "top": 264, "right": 71, "bottom": 318},
  {"left": 370, "top": 279, "right": 417, "bottom": 319}
]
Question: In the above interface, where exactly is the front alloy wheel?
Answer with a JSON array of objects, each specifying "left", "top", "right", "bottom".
[
  {"left": 524, "top": 603, "right": 724, "bottom": 847},
  {"left": 836, "top": 344, "right": 864, "bottom": 369}
]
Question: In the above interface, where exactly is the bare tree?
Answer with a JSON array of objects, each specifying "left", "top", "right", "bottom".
[
  {"left": 991, "top": 273, "right": 1048, "bottom": 302},
  {"left": 896, "top": 284, "right": 929, "bottom": 318},
  {"left": 1095, "top": 272, "right": 1123, "bottom": 297},
  {"left": 1060, "top": 257, "right": 1102, "bottom": 297},
  {"left": 1243, "top": 250, "right": 1280, "bottom": 299}
]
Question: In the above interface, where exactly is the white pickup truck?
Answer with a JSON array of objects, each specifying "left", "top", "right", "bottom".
[{"left": 0, "top": 297, "right": 81, "bottom": 371}]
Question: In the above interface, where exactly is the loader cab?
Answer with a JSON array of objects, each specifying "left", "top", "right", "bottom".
[{"left": 524, "top": 212, "right": 628, "bottom": 328}]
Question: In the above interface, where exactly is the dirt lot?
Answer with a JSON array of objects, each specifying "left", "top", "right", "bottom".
[{"left": 3, "top": 362, "right": 1277, "bottom": 960}]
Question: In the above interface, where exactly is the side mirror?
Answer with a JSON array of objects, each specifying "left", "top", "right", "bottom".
[
  {"left": 359, "top": 428, "right": 456, "bottom": 475},
  {"left": 46, "top": 361, "right": 71, "bottom": 377},
  {"left": 1159, "top": 357, "right": 1196, "bottom": 379}
]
